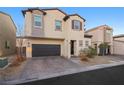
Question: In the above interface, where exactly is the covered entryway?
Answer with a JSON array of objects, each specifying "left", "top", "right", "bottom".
[
  {"left": 32, "top": 44, "right": 61, "bottom": 57},
  {"left": 70, "top": 40, "right": 76, "bottom": 56}
]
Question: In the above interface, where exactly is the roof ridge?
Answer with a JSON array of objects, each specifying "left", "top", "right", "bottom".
[{"left": 86, "top": 24, "right": 112, "bottom": 33}]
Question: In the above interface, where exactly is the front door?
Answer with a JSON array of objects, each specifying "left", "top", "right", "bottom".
[
  {"left": 71, "top": 40, "right": 75, "bottom": 55},
  {"left": 107, "top": 46, "right": 111, "bottom": 55}
]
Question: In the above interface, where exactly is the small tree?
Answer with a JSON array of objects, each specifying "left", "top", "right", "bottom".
[
  {"left": 16, "top": 25, "right": 26, "bottom": 61},
  {"left": 98, "top": 42, "right": 109, "bottom": 56}
]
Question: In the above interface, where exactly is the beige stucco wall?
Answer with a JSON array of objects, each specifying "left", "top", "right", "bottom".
[
  {"left": 114, "top": 37, "right": 124, "bottom": 41},
  {"left": 43, "top": 10, "right": 65, "bottom": 39},
  {"left": 113, "top": 40, "right": 124, "bottom": 55},
  {"left": 0, "top": 13, "right": 16, "bottom": 57},
  {"left": 83, "top": 37, "right": 92, "bottom": 49},
  {"left": 24, "top": 12, "right": 32, "bottom": 36},
  {"left": 86, "top": 27, "right": 104, "bottom": 43},
  {"left": 64, "top": 15, "right": 85, "bottom": 57},
  {"left": 113, "top": 37, "right": 124, "bottom": 55}
]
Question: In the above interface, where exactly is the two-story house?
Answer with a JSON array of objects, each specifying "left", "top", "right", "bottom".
[
  {"left": 0, "top": 12, "right": 16, "bottom": 57},
  {"left": 21, "top": 8, "right": 85, "bottom": 58},
  {"left": 85, "top": 25, "right": 113, "bottom": 55}
]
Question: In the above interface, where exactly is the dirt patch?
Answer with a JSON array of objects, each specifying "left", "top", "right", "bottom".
[
  {"left": 81, "top": 56, "right": 112, "bottom": 65},
  {"left": 71, "top": 56, "right": 115, "bottom": 66},
  {"left": 0, "top": 55, "right": 27, "bottom": 82}
]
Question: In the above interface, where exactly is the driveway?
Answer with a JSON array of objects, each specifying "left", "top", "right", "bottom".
[
  {"left": 1, "top": 55, "right": 124, "bottom": 84},
  {"left": 20, "top": 56, "right": 81, "bottom": 80}
]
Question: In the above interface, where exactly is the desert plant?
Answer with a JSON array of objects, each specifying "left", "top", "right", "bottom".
[
  {"left": 87, "top": 47, "right": 97, "bottom": 58},
  {"left": 9, "top": 55, "right": 26, "bottom": 67},
  {"left": 79, "top": 49, "right": 88, "bottom": 61},
  {"left": 81, "top": 47, "right": 97, "bottom": 58}
]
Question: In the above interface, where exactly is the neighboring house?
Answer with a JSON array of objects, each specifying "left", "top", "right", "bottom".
[
  {"left": 85, "top": 25, "right": 113, "bottom": 55},
  {"left": 113, "top": 34, "right": 124, "bottom": 55},
  {"left": 0, "top": 12, "right": 16, "bottom": 57},
  {"left": 83, "top": 34, "right": 92, "bottom": 49},
  {"left": 20, "top": 8, "right": 86, "bottom": 58}
]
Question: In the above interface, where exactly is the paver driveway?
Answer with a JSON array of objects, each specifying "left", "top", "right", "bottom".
[{"left": 19, "top": 57, "right": 81, "bottom": 83}]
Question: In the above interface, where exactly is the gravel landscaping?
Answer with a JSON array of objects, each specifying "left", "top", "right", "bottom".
[{"left": 71, "top": 55, "right": 124, "bottom": 66}]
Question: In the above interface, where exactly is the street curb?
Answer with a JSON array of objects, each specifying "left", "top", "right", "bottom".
[{"left": 2, "top": 61, "right": 124, "bottom": 85}]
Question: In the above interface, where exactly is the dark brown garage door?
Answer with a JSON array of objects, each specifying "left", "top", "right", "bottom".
[{"left": 32, "top": 44, "right": 61, "bottom": 57}]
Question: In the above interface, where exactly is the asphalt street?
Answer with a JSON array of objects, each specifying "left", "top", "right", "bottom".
[{"left": 20, "top": 64, "right": 124, "bottom": 85}]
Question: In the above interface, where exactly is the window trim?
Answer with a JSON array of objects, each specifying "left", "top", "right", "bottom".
[
  {"left": 72, "top": 20, "right": 82, "bottom": 31},
  {"left": 55, "top": 20, "right": 62, "bottom": 31},
  {"left": 79, "top": 40, "right": 83, "bottom": 47},
  {"left": 33, "top": 14, "right": 42, "bottom": 28},
  {"left": 85, "top": 40, "right": 89, "bottom": 47}
]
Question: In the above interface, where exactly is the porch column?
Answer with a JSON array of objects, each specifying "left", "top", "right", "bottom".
[{"left": 64, "top": 40, "right": 70, "bottom": 59}]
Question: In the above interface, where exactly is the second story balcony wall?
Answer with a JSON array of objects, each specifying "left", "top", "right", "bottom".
[
  {"left": 24, "top": 10, "right": 45, "bottom": 37},
  {"left": 43, "top": 9, "right": 66, "bottom": 39},
  {"left": 64, "top": 14, "right": 85, "bottom": 40}
]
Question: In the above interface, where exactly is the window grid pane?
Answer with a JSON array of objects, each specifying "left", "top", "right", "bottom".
[
  {"left": 74, "top": 20, "right": 80, "bottom": 30},
  {"left": 34, "top": 15, "right": 42, "bottom": 27},
  {"left": 79, "top": 40, "right": 83, "bottom": 47},
  {"left": 55, "top": 20, "right": 62, "bottom": 30},
  {"left": 85, "top": 41, "right": 89, "bottom": 47}
]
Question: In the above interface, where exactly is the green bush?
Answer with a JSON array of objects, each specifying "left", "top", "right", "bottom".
[
  {"left": 87, "top": 47, "right": 97, "bottom": 58},
  {"left": 80, "top": 47, "right": 97, "bottom": 58}
]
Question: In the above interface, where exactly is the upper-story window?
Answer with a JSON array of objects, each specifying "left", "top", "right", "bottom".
[
  {"left": 72, "top": 20, "right": 82, "bottom": 30},
  {"left": 34, "top": 14, "right": 42, "bottom": 27},
  {"left": 55, "top": 20, "right": 62, "bottom": 31}
]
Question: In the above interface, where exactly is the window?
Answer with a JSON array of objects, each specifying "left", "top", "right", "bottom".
[
  {"left": 34, "top": 14, "right": 42, "bottom": 27},
  {"left": 85, "top": 41, "right": 89, "bottom": 47},
  {"left": 55, "top": 20, "right": 62, "bottom": 31},
  {"left": 5, "top": 41, "right": 10, "bottom": 49},
  {"left": 79, "top": 40, "right": 83, "bottom": 47},
  {"left": 106, "top": 30, "right": 111, "bottom": 35},
  {"left": 72, "top": 20, "right": 82, "bottom": 30}
]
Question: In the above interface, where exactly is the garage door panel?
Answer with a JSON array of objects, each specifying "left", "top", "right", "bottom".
[{"left": 32, "top": 44, "right": 61, "bottom": 57}]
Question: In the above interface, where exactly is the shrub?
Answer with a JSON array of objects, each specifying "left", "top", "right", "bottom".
[
  {"left": 87, "top": 47, "right": 97, "bottom": 58},
  {"left": 79, "top": 49, "right": 88, "bottom": 61},
  {"left": 9, "top": 55, "right": 26, "bottom": 67},
  {"left": 80, "top": 47, "right": 97, "bottom": 58}
]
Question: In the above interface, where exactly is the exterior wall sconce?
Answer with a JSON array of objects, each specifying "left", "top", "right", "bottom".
[{"left": 27, "top": 41, "right": 30, "bottom": 47}]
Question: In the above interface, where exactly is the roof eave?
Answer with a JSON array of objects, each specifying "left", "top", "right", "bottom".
[{"left": 22, "top": 8, "right": 47, "bottom": 17}]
